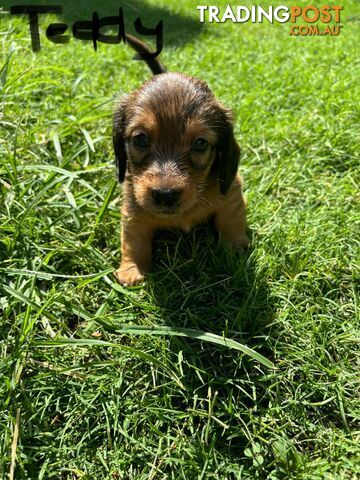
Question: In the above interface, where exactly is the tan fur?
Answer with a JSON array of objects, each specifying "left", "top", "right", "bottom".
[{"left": 113, "top": 72, "right": 249, "bottom": 286}]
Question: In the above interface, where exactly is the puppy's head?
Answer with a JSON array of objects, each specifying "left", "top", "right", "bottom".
[{"left": 113, "top": 73, "right": 240, "bottom": 216}]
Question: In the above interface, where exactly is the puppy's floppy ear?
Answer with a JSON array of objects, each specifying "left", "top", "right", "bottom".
[
  {"left": 216, "top": 109, "right": 240, "bottom": 195},
  {"left": 113, "top": 97, "right": 129, "bottom": 183}
]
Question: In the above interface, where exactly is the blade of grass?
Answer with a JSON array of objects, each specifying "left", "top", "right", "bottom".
[
  {"left": 95, "top": 321, "right": 274, "bottom": 368},
  {"left": 84, "top": 178, "right": 117, "bottom": 247}
]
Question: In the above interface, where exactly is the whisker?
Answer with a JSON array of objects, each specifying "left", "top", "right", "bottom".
[{"left": 199, "top": 195, "right": 213, "bottom": 208}]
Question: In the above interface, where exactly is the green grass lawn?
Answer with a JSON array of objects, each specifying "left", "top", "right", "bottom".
[{"left": 1, "top": 0, "right": 359, "bottom": 478}]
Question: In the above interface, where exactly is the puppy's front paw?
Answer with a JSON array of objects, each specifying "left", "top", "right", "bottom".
[{"left": 115, "top": 262, "right": 145, "bottom": 286}]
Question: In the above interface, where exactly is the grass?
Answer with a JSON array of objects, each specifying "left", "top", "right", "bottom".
[{"left": 0, "top": 0, "right": 359, "bottom": 478}]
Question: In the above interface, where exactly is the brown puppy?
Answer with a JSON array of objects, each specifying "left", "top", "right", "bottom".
[{"left": 113, "top": 36, "right": 249, "bottom": 286}]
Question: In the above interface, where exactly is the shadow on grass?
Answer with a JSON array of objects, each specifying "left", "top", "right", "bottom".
[
  {"left": 2, "top": 0, "right": 202, "bottom": 46},
  {"left": 145, "top": 221, "right": 274, "bottom": 456}
]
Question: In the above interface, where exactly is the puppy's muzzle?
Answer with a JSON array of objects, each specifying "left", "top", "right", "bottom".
[{"left": 151, "top": 188, "right": 181, "bottom": 208}]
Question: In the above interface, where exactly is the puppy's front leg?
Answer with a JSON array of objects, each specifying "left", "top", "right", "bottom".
[
  {"left": 115, "top": 218, "right": 154, "bottom": 286},
  {"left": 214, "top": 175, "right": 249, "bottom": 249}
]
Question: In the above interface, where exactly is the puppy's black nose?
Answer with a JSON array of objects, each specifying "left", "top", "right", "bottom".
[{"left": 151, "top": 188, "right": 181, "bottom": 207}]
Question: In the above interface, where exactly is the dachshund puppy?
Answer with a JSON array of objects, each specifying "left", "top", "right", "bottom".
[{"left": 113, "top": 36, "right": 249, "bottom": 286}]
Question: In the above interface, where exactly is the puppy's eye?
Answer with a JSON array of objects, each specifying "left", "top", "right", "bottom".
[
  {"left": 133, "top": 133, "right": 149, "bottom": 149},
  {"left": 192, "top": 138, "right": 208, "bottom": 153}
]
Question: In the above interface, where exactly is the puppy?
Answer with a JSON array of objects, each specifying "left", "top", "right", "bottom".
[{"left": 113, "top": 36, "right": 249, "bottom": 286}]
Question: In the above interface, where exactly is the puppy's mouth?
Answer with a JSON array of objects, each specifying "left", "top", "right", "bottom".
[{"left": 153, "top": 204, "right": 180, "bottom": 215}]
